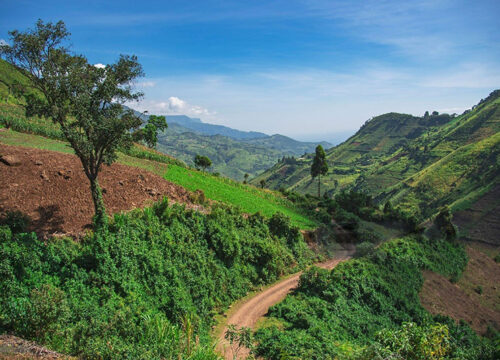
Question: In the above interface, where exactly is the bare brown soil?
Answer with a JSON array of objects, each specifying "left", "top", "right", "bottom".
[
  {"left": 454, "top": 184, "right": 500, "bottom": 246},
  {"left": 0, "top": 144, "right": 201, "bottom": 237},
  {"left": 0, "top": 335, "right": 72, "bottom": 359},
  {"left": 419, "top": 246, "right": 500, "bottom": 334},
  {"left": 217, "top": 248, "right": 354, "bottom": 360}
]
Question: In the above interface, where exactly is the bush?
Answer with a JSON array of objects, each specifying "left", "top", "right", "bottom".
[{"left": 355, "top": 241, "right": 375, "bottom": 258}]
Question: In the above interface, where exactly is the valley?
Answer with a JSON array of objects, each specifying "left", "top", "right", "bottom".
[{"left": 0, "top": 15, "right": 499, "bottom": 360}]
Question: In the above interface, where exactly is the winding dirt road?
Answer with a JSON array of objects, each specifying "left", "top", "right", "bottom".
[{"left": 217, "top": 249, "right": 354, "bottom": 359}]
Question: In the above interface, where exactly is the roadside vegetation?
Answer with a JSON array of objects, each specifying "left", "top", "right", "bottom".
[
  {"left": 255, "top": 233, "right": 497, "bottom": 359},
  {"left": 0, "top": 199, "right": 313, "bottom": 359}
]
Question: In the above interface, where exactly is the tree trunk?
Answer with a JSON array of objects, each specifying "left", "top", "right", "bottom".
[
  {"left": 318, "top": 174, "right": 321, "bottom": 198},
  {"left": 89, "top": 177, "right": 107, "bottom": 227}
]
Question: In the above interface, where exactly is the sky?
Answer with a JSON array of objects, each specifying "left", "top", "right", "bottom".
[{"left": 1, "top": 0, "right": 499, "bottom": 142}]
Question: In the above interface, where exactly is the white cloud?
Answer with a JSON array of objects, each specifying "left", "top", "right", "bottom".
[
  {"left": 94, "top": 63, "right": 106, "bottom": 69},
  {"left": 133, "top": 96, "right": 216, "bottom": 119},
  {"left": 0, "top": 39, "right": 7, "bottom": 46}
]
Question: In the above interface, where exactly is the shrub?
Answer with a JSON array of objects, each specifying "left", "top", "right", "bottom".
[{"left": 355, "top": 241, "right": 375, "bottom": 258}]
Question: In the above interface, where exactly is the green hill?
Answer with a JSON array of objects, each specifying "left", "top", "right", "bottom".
[
  {"left": 254, "top": 91, "right": 500, "bottom": 223},
  {"left": 155, "top": 129, "right": 326, "bottom": 181}
]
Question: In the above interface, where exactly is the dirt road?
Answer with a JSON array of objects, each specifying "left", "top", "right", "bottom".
[{"left": 217, "top": 249, "right": 354, "bottom": 359}]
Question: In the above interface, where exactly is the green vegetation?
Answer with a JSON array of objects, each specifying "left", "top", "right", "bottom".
[
  {"left": 255, "top": 234, "right": 497, "bottom": 359},
  {"left": 194, "top": 154, "right": 212, "bottom": 171},
  {"left": 157, "top": 128, "right": 329, "bottom": 181},
  {"left": 255, "top": 92, "right": 500, "bottom": 222},
  {"left": 0, "top": 200, "right": 313, "bottom": 359},
  {"left": 163, "top": 164, "right": 317, "bottom": 229},
  {"left": 134, "top": 114, "right": 168, "bottom": 149},
  {"left": 311, "top": 144, "right": 328, "bottom": 197}
]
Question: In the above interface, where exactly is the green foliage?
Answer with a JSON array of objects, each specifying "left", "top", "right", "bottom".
[
  {"left": 355, "top": 241, "right": 374, "bottom": 257},
  {"left": 225, "top": 325, "right": 254, "bottom": 360},
  {"left": 135, "top": 115, "right": 168, "bottom": 148},
  {"left": 194, "top": 154, "right": 212, "bottom": 170},
  {"left": 311, "top": 144, "right": 328, "bottom": 197},
  {"left": 255, "top": 235, "right": 493, "bottom": 359},
  {"left": 0, "top": 200, "right": 312, "bottom": 358},
  {"left": 3, "top": 20, "right": 145, "bottom": 225},
  {"left": 434, "top": 206, "right": 457, "bottom": 240},
  {"left": 359, "top": 322, "right": 452, "bottom": 360}
]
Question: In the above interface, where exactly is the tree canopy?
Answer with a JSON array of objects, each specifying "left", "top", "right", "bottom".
[
  {"left": 1, "top": 20, "right": 145, "bottom": 225},
  {"left": 194, "top": 154, "right": 212, "bottom": 170},
  {"left": 311, "top": 144, "right": 328, "bottom": 197}
]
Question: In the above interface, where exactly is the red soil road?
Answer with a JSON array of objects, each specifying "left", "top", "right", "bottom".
[
  {"left": 0, "top": 144, "right": 201, "bottom": 237},
  {"left": 217, "top": 249, "right": 354, "bottom": 360}
]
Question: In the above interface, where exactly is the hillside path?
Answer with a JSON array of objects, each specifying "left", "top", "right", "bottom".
[{"left": 217, "top": 248, "right": 354, "bottom": 359}]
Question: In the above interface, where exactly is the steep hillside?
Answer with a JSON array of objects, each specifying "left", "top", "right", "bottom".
[{"left": 255, "top": 92, "right": 500, "bottom": 223}]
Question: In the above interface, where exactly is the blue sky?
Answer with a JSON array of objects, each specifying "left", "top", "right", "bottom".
[{"left": 1, "top": 0, "right": 499, "bottom": 142}]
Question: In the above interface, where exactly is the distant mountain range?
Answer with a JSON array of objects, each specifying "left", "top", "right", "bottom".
[
  {"left": 126, "top": 109, "right": 332, "bottom": 180},
  {"left": 165, "top": 115, "right": 268, "bottom": 140},
  {"left": 160, "top": 117, "right": 332, "bottom": 180}
]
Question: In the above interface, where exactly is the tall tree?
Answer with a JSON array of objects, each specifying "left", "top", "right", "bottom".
[
  {"left": 1, "top": 20, "right": 145, "bottom": 226},
  {"left": 311, "top": 145, "right": 328, "bottom": 197}
]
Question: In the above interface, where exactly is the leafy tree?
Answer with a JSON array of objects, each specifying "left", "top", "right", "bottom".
[
  {"left": 1, "top": 20, "right": 144, "bottom": 226},
  {"left": 140, "top": 115, "right": 168, "bottom": 148},
  {"left": 260, "top": 179, "right": 266, "bottom": 189},
  {"left": 311, "top": 145, "right": 328, "bottom": 197},
  {"left": 194, "top": 154, "right": 212, "bottom": 171}
]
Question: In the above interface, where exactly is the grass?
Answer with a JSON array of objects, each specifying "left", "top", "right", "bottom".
[
  {"left": 0, "top": 128, "right": 317, "bottom": 229},
  {"left": 164, "top": 165, "right": 317, "bottom": 229}
]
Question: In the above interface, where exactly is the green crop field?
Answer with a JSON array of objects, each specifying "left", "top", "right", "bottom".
[{"left": 163, "top": 164, "right": 317, "bottom": 228}]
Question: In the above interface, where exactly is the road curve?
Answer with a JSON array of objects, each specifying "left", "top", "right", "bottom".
[{"left": 217, "top": 250, "right": 353, "bottom": 359}]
